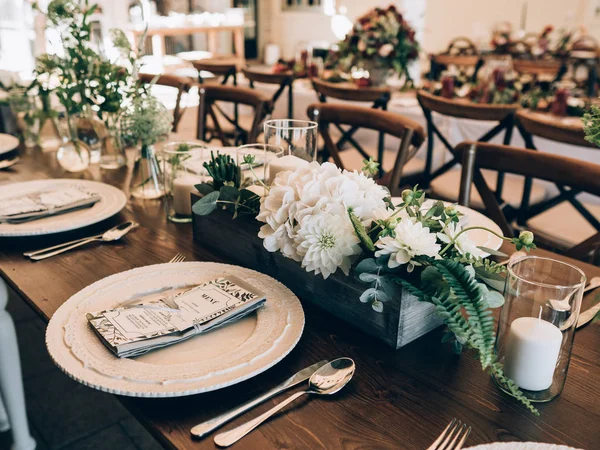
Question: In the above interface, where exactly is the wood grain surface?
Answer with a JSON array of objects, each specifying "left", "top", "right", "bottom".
[{"left": 1, "top": 148, "right": 599, "bottom": 450}]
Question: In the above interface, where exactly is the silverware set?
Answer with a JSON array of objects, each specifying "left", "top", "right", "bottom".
[
  {"left": 23, "top": 221, "right": 139, "bottom": 260},
  {"left": 191, "top": 358, "right": 355, "bottom": 448}
]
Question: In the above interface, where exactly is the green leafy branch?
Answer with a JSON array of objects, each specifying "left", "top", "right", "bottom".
[{"left": 397, "top": 260, "right": 539, "bottom": 415}]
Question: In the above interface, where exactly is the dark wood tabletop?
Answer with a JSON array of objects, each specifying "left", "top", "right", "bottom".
[{"left": 1, "top": 149, "right": 599, "bottom": 450}]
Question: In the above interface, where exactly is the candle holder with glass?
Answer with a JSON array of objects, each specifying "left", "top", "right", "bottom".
[
  {"left": 236, "top": 144, "right": 284, "bottom": 192},
  {"left": 264, "top": 119, "right": 317, "bottom": 162},
  {"left": 494, "top": 256, "right": 586, "bottom": 402},
  {"left": 163, "top": 142, "right": 208, "bottom": 223}
]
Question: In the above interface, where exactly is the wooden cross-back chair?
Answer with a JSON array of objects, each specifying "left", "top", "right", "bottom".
[
  {"left": 457, "top": 142, "right": 600, "bottom": 263},
  {"left": 430, "top": 37, "right": 482, "bottom": 82},
  {"left": 417, "top": 89, "right": 518, "bottom": 187},
  {"left": 243, "top": 67, "right": 295, "bottom": 119},
  {"left": 197, "top": 84, "right": 272, "bottom": 146},
  {"left": 138, "top": 73, "right": 194, "bottom": 132},
  {"left": 307, "top": 103, "right": 425, "bottom": 196},
  {"left": 515, "top": 109, "right": 600, "bottom": 248},
  {"left": 555, "top": 37, "right": 600, "bottom": 97},
  {"left": 311, "top": 78, "right": 391, "bottom": 175}
]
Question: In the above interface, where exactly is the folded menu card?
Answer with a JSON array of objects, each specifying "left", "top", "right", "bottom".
[
  {"left": 87, "top": 276, "right": 266, "bottom": 358},
  {"left": 0, "top": 185, "right": 100, "bottom": 223}
]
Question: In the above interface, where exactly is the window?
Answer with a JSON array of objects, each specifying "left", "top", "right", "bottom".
[{"left": 282, "top": 0, "right": 323, "bottom": 11}]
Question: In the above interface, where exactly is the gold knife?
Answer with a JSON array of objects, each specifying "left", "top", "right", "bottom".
[{"left": 190, "top": 360, "right": 328, "bottom": 438}]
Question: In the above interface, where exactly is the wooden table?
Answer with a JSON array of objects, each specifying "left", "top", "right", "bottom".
[
  {"left": 1, "top": 150, "right": 600, "bottom": 450},
  {"left": 132, "top": 24, "right": 245, "bottom": 61}
]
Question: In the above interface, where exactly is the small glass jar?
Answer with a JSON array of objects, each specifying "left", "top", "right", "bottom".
[
  {"left": 56, "top": 114, "right": 91, "bottom": 173},
  {"left": 494, "top": 256, "right": 586, "bottom": 402},
  {"left": 236, "top": 143, "right": 284, "bottom": 189},
  {"left": 130, "top": 144, "right": 164, "bottom": 200},
  {"left": 163, "top": 142, "right": 208, "bottom": 222},
  {"left": 263, "top": 119, "right": 318, "bottom": 162}
]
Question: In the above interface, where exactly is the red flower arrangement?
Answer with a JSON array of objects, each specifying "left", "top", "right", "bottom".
[{"left": 333, "top": 5, "right": 419, "bottom": 84}]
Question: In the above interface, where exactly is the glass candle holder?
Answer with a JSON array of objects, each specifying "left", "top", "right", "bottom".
[
  {"left": 236, "top": 143, "right": 284, "bottom": 189},
  {"left": 494, "top": 256, "right": 586, "bottom": 402},
  {"left": 264, "top": 119, "right": 318, "bottom": 162},
  {"left": 162, "top": 142, "right": 208, "bottom": 223}
]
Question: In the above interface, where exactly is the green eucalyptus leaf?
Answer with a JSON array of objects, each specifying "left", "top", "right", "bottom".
[
  {"left": 485, "top": 289, "right": 505, "bottom": 308},
  {"left": 195, "top": 183, "right": 214, "bottom": 196},
  {"left": 220, "top": 185, "right": 240, "bottom": 203},
  {"left": 355, "top": 258, "right": 380, "bottom": 275},
  {"left": 192, "top": 191, "right": 219, "bottom": 216}
]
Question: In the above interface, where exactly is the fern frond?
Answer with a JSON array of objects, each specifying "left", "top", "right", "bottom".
[{"left": 491, "top": 363, "right": 540, "bottom": 416}]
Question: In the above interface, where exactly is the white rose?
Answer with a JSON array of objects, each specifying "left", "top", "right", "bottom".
[{"left": 378, "top": 43, "right": 394, "bottom": 58}]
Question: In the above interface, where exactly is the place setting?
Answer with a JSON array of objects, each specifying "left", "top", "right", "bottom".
[{"left": 1, "top": 2, "right": 600, "bottom": 450}]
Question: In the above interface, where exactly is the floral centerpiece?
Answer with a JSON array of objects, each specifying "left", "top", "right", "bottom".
[
  {"left": 192, "top": 155, "right": 539, "bottom": 415},
  {"left": 332, "top": 5, "right": 419, "bottom": 86}
]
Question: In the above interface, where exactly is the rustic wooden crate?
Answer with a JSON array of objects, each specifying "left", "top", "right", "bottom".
[{"left": 191, "top": 194, "right": 443, "bottom": 349}]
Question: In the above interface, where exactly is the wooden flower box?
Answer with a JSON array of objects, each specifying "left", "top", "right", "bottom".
[{"left": 191, "top": 194, "right": 443, "bottom": 349}]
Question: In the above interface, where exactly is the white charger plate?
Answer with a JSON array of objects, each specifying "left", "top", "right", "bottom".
[
  {"left": 0, "top": 133, "right": 19, "bottom": 155},
  {"left": 0, "top": 179, "right": 127, "bottom": 237},
  {"left": 46, "top": 262, "right": 305, "bottom": 397},
  {"left": 466, "top": 443, "right": 582, "bottom": 450},
  {"left": 391, "top": 198, "right": 503, "bottom": 257}
]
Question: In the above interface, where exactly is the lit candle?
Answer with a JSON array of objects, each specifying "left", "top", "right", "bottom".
[
  {"left": 173, "top": 174, "right": 208, "bottom": 216},
  {"left": 503, "top": 315, "right": 563, "bottom": 391},
  {"left": 267, "top": 155, "right": 309, "bottom": 184}
]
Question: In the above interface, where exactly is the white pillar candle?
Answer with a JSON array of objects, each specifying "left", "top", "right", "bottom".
[
  {"left": 503, "top": 316, "right": 563, "bottom": 391},
  {"left": 267, "top": 155, "right": 309, "bottom": 185},
  {"left": 173, "top": 174, "right": 207, "bottom": 216}
]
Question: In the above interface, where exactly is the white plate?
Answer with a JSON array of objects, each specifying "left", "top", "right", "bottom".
[
  {"left": 466, "top": 443, "right": 582, "bottom": 450},
  {"left": 0, "top": 133, "right": 19, "bottom": 155},
  {"left": 46, "top": 262, "right": 305, "bottom": 397},
  {"left": 0, "top": 179, "right": 127, "bottom": 237},
  {"left": 390, "top": 198, "right": 503, "bottom": 256}
]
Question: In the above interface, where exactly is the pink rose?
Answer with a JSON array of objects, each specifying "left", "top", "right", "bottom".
[
  {"left": 357, "top": 40, "right": 367, "bottom": 52},
  {"left": 378, "top": 43, "right": 394, "bottom": 57}
]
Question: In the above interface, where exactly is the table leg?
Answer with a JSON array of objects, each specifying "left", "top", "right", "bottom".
[
  {"left": 151, "top": 34, "right": 165, "bottom": 58},
  {"left": 207, "top": 30, "right": 218, "bottom": 56},
  {"left": 234, "top": 28, "right": 245, "bottom": 60},
  {"left": 0, "top": 280, "right": 36, "bottom": 450}
]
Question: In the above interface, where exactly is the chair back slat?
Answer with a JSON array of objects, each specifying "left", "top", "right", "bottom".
[
  {"left": 455, "top": 141, "right": 600, "bottom": 197},
  {"left": 444, "top": 37, "right": 479, "bottom": 56},
  {"left": 456, "top": 141, "right": 600, "bottom": 259},
  {"left": 516, "top": 109, "right": 596, "bottom": 148},
  {"left": 512, "top": 59, "right": 562, "bottom": 77},
  {"left": 242, "top": 67, "right": 293, "bottom": 85},
  {"left": 417, "top": 90, "right": 519, "bottom": 121},
  {"left": 311, "top": 78, "right": 390, "bottom": 103},
  {"left": 433, "top": 54, "right": 480, "bottom": 68},
  {"left": 307, "top": 103, "right": 425, "bottom": 194}
]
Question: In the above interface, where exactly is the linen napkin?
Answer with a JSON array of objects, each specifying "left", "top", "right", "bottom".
[
  {"left": 87, "top": 276, "right": 266, "bottom": 358},
  {"left": 0, "top": 185, "right": 101, "bottom": 224}
]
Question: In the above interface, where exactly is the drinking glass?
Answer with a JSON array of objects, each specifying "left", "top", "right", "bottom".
[
  {"left": 236, "top": 143, "right": 284, "bottom": 188},
  {"left": 494, "top": 256, "right": 586, "bottom": 402},
  {"left": 162, "top": 142, "right": 208, "bottom": 222},
  {"left": 264, "top": 119, "right": 318, "bottom": 162}
]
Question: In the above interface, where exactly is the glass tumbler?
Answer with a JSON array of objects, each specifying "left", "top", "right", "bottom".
[
  {"left": 162, "top": 142, "right": 208, "bottom": 222},
  {"left": 264, "top": 119, "right": 318, "bottom": 162},
  {"left": 236, "top": 143, "right": 284, "bottom": 189},
  {"left": 494, "top": 256, "right": 586, "bottom": 402}
]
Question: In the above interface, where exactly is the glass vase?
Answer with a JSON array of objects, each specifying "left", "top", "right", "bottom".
[
  {"left": 236, "top": 143, "right": 284, "bottom": 188},
  {"left": 9, "top": 90, "right": 40, "bottom": 148},
  {"left": 163, "top": 142, "right": 208, "bottom": 223},
  {"left": 100, "top": 116, "right": 126, "bottom": 169},
  {"left": 130, "top": 144, "right": 164, "bottom": 199},
  {"left": 56, "top": 138, "right": 91, "bottom": 173},
  {"left": 493, "top": 256, "right": 586, "bottom": 402},
  {"left": 264, "top": 119, "right": 318, "bottom": 162},
  {"left": 76, "top": 114, "right": 105, "bottom": 164}
]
